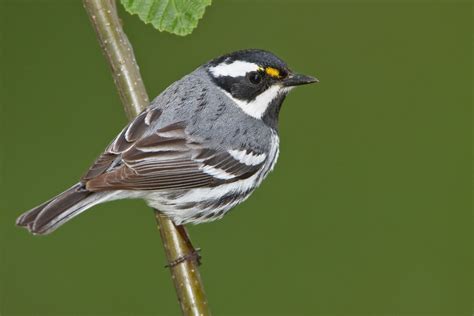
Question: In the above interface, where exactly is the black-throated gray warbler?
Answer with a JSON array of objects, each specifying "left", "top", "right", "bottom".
[{"left": 17, "top": 49, "right": 318, "bottom": 235}]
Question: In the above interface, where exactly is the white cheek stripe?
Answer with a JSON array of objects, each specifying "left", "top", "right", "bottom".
[
  {"left": 225, "top": 85, "right": 282, "bottom": 119},
  {"left": 228, "top": 149, "right": 267, "bottom": 166},
  {"left": 209, "top": 61, "right": 259, "bottom": 78}
]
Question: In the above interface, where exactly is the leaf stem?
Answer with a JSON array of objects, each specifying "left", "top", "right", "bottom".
[{"left": 82, "top": 1, "right": 210, "bottom": 314}]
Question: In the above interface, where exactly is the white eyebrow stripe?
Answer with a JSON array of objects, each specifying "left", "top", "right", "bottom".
[
  {"left": 228, "top": 149, "right": 267, "bottom": 166},
  {"left": 209, "top": 61, "right": 260, "bottom": 78}
]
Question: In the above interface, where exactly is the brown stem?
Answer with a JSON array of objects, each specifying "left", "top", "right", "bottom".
[{"left": 82, "top": 1, "right": 210, "bottom": 314}]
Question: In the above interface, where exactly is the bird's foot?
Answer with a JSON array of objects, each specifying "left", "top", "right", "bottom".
[{"left": 165, "top": 248, "right": 201, "bottom": 268}]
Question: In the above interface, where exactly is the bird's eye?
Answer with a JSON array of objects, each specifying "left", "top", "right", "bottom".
[
  {"left": 247, "top": 71, "right": 262, "bottom": 85},
  {"left": 279, "top": 69, "right": 288, "bottom": 79}
]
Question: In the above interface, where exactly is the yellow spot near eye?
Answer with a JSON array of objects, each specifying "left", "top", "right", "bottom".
[{"left": 265, "top": 67, "right": 280, "bottom": 78}]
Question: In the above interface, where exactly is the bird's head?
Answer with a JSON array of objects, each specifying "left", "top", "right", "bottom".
[{"left": 205, "top": 49, "right": 318, "bottom": 127}]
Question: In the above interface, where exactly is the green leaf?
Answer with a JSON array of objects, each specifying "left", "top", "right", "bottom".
[{"left": 120, "top": 0, "right": 212, "bottom": 36}]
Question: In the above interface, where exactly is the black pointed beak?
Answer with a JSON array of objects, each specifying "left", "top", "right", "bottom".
[{"left": 283, "top": 73, "right": 319, "bottom": 87}]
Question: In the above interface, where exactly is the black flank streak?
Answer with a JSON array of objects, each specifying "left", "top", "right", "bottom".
[
  {"left": 165, "top": 191, "right": 186, "bottom": 200},
  {"left": 233, "top": 127, "right": 241, "bottom": 137},
  {"left": 212, "top": 102, "right": 226, "bottom": 121},
  {"left": 195, "top": 211, "right": 205, "bottom": 218},
  {"left": 176, "top": 202, "right": 197, "bottom": 210},
  {"left": 204, "top": 213, "right": 215, "bottom": 219}
]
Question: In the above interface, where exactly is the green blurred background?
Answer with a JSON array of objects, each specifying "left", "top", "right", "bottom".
[{"left": 0, "top": 0, "right": 471, "bottom": 315}]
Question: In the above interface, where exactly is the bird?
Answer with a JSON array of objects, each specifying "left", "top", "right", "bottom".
[{"left": 16, "top": 49, "right": 318, "bottom": 236}]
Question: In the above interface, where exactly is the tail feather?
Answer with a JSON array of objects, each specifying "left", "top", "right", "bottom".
[
  {"left": 16, "top": 197, "right": 55, "bottom": 228},
  {"left": 17, "top": 183, "right": 110, "bottom": 235}
]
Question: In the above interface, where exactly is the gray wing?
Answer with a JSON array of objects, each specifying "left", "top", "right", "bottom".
[{"left": 82, "top": 108, "right": 264, "bottom": 191}]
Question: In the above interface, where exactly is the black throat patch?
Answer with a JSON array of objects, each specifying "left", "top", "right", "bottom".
[{"left": 262, "top": 92, "right": 287, "bottom": 131}]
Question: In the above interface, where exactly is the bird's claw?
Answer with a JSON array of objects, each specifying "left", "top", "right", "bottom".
[{"left": 165, "top": 248, "right": 201, "bottom": 268}]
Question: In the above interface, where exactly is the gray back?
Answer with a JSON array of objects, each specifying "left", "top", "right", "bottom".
[{"left": 148, "top": 67, "right": 274, "bottom": 153}]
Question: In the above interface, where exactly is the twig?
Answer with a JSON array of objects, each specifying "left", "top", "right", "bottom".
[{"left": 82, "top": 1, "right": 210, "bottom": 314}]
